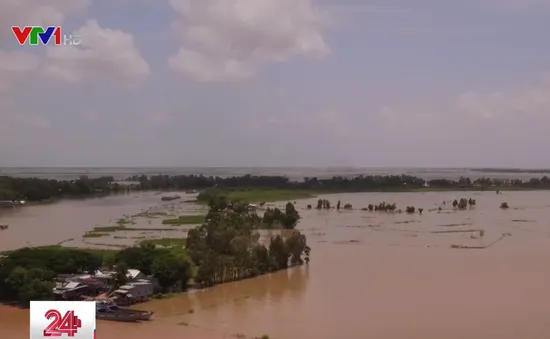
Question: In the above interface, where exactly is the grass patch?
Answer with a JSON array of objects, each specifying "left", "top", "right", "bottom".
[
  {"left": 116, "top": 218, "right": 134, "bottom": 225},
  {"left": 83, "top": 242, "right": 127, "bottom": 249},
  {"left": 198, "top": 188, "right": 316, "bottom": 203},
  {"left": 83, "top": 232, "right": 109, "bottom": 238},
  {"left": 162, "top": 214, "right": 206, "bottom": 225},
  {"left": 125, "top": 227, "right": 182, "bottom": 231},
  {"left": 91, "top": 225, "right": 126, "bottom": 233},
  {"left": 132, "top": 211, "right": 170, "bottom": 218},
  {"left": 141, "top": 238, "right": 187, "bottom": 247}
]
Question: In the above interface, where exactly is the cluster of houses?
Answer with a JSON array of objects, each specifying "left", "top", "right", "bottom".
[
  {"left": 0, "top": 200, "right": 25, "bottom": 208},
  {"left": 54, "top": 269, "right": 157, "bottom": 305}
]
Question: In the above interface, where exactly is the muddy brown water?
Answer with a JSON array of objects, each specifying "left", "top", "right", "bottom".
[{"left": 2, "top": 191, "right": 550, "bottom": 339}]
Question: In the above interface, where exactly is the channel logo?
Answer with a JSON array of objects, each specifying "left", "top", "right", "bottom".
[{"left": 30, "top": 301, "right": 96, "bottom": 339}]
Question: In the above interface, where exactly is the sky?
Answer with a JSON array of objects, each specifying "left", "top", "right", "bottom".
[{"left": 1, "top": 0, "right": 550, "bottom": 168}]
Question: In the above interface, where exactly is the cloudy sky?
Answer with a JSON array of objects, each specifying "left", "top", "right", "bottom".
[{"left": 1, "top": 0, "right": 549, "bottom": 168}]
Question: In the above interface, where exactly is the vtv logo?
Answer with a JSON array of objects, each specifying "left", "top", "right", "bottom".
[{"left": 11, "top": 26, "right": 81, "bottom": 46}]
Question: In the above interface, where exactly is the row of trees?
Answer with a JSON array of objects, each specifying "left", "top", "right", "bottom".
[
  {"left": 0, "top": 176, "right": 127, "bottom": 201},
  {"left": 4, "top": 173, "right": 550, "bottom": 202}
]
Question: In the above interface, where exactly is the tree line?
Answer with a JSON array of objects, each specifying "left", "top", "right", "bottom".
[
  {"left": 3, "top": 173, "right": 550, "bottom": 202},
  {"left": 0, "top": 195, "right": 310, "bottom": 306}
]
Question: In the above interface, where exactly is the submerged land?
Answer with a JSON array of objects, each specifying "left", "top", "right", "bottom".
[
  {"left": 0, "top": 194, "right": 309, "bottom": 307},
  {"left": 2, "top": 172, "right": 550, "bottom": 338}
]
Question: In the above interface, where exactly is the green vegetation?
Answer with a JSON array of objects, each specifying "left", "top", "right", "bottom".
[
  {"left": 0, "top": 175, "right": 128, "bottom": 201},
  {"left": 89, "top": 225, "right": 179, "bottom": 233},
  {"left": 0, "top": 195, "right": 310, "bottom": 306},
  {"left": 91, "top": 225, "right": 125, "bottom": 233},
  {"left": 3, "top": 173, "right": 550, "bottom": 202},
  {"left": 83, "top": 232, "right": 109, "bottom": 238},
  {"left": 262, "top": 202, "right": 301, "bottom": 229},
  {"left": 132, "top": 211, "right": 169, "bottom": 218},
  {"left": 162, "top": 214, "right": 206, "bottom": 225},
  {"left": 141, "top": 238, "right": 187, "bottom": 247},
  {"left": 196, "top": 188, "right": 315, "bottom": 203},
  {"left": 116, "top": 218, "right": 133, "bottom": 225},
  {"left": 188, "top": 196, "right": 310, "bottom": 287},
  {"left": 0, "top": 245, "right": 194, "bottom": 306}
]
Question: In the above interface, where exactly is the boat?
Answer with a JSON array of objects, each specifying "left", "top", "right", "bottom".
[
  {"left": 0, "top": 225, "right": 8, "bottom": 230},
  {"left": 95, "top": 301, "right": 154, "bottom": 321},
  {"left": 107, "top": 304, "right": 154, "bottom": 321},
  {"left": 161, "top": 195, "right": 181, "bottom": 201},
  {"left": 95, "top": 306, "right": 141, "bottom": 322}
]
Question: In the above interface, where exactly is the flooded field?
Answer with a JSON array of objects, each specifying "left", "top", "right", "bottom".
[
  {"left": 0, "top": 191, "right": 207, "bottom": 250},
  {"left": 2, "top": 190, "right": 550, "bottom": 338}
]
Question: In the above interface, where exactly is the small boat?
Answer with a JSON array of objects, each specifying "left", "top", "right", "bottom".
[
  {"left": 0, "top": 225, "right": 8, "bottom": 230},
  {"left": 161, "top": 195, "right": 181, "bottom": 201},
  {"left": 96, "top": 307, "right": 141, "bottom": 322},
  {"left": 107, "top": 304, "right": 154, "bottom": 321},
  {"left": 96, "top": 301, "right": 154, "bottom": 321}
]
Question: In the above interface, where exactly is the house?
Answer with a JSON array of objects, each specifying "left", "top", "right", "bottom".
[
  {"left": 127, "top": 269, "right": 147, "bottom": 281},
  {"left": 53, "top": 281, "right": 91, "bottom": 300},
  {"left": 0, "top": 201, "right": 14, "bottom": 208},
  {"left": 111, "top": 280, "right": 154, "bottom": 304}
]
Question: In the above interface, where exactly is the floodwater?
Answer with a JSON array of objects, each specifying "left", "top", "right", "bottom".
[
  {"left": 0, "top": 191, "right": 207, "bottom": 250},
  {"left": 3, "top": 191, "right": 550, "bottom": 338}
]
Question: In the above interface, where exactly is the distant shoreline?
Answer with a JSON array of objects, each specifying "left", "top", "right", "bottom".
[
  {"left": 2, "top": 166, "right": 550, "bottom": 181},
  {"left": 2, "top": 173, "right": 550, "bottom": 204}
]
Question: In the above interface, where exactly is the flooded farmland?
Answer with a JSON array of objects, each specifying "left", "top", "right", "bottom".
[{"left": 2, "top": 190, "right": 550, "bottom": 339}]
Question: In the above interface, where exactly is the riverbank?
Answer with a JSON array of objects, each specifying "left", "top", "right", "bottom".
[{"left": 2, "top": 174, "right": 550, "bottom": 204}]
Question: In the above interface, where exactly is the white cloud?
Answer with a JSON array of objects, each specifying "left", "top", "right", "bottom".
[
  {"left": 44, "top": 20, "right": 150, "bottom": 84},
  {"left": 481, "top": 0, "right": 550, "bottom": 11},
  {"left": 0, "top": 0, "right": 89, "bottom": 40},
  {"left": 169, "top": 48, "right": 254, "bottom": 82},
  {"left": 457, "top": 77, "right": 550, "bottom": 118},
  {"left": 168, "top": 0, "right": 330, "bottom": 82},
  {"left": 0, "top": 51, "right": 39, "bottom": 91}
]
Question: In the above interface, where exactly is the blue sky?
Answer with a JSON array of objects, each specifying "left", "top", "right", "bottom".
[{"left": 1, "top": 0, "right": 550, "bottom": 167}]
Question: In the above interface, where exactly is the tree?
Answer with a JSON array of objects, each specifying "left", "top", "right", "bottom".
[
  {"left": 268, "top": 235, "right": 290, "bottom": 270},
  {"left": 5, "top": 267, "right": 54, "bottom": 306},
  {"left": 316, "top": 199, "right": 323, "bottom": 209},
  {"left": 281, "top": 202, "right": 300, "bottom": 229},
  {"left": 186, "top": 194, "right": 310, "bottom": 287},
  {"left": 285, "top": 232, "right": 311, "bottom": 266},
  {"left": 116, "top": 245, "right": 155, "bottom": 275},
  {"left": 152, "top": 252, "right": 192, "bottom": 292},
  {"left": 113, "top": 262, "right": 129, "bottom": 287}
]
